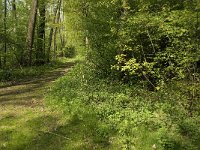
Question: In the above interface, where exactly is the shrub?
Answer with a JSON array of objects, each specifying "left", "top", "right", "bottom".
[
  {"left": 112, "top": 10, "right": 199, "bottom": 90},
  {"left": 46, "top": 64, "right": 200, "bottom": 149},
  {"left": 63, "top": 45, "right": 76, "bottom": 58}
]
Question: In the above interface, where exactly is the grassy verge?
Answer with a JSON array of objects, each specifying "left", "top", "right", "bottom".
[
  {"left": 46, "top": 63, "right": 200, "bottom": 150},
  {"left": 0, "top": 106, "right": 69, "bottom": 150},
  {"left": 0, "top": 57, "right": 82, "bottom": 150}
]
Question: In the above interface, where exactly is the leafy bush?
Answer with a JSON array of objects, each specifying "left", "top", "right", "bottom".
[
  {"left": 112, "top": 10, "right": 199, "bottom": 89},
  {"left": 46, "top": 1, "right": 200, "bottom": 149},
  {"left": 46, "top": 64, "right": 200, "bottom": 150},
  {"left": 78, "top": 0, "right": 200, "bottom": 90},
  {"left": 63, "top": 45, "right": 76, "bottom": 58}
]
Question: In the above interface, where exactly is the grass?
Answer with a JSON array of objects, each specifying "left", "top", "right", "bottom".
[
  {"left": 0, "top": 108, "right": 112, "bottom": 150},
  {"left": 0, "top": 106, "right": 69, "bottom": 150},
  {"left": 0, "top": 56, "right": 109, "bottom": 150},
  {"left": 1, "top": 56, "right": 199, "bottom": 150},
  {"left": 46, "top": 63, "right": 200, "bottom": 150},
  {"left": 1, "top": 108, "right": 46, "bottom": 149},
  {"left": 0, "top": 58, "right": 77, "bottom": 150}
]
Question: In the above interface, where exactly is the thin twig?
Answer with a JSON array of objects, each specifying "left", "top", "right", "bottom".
[
  {"left": 38, "top": 130, "right": 70, "bottom": 140},
  {"left": 147, "top": 29, "right": 156, "bottom": 53}
]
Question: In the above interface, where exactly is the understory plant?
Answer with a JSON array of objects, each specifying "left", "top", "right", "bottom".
[
  {"left": 112, "top": 10, "right": 200, "bottom": 90},
  {"left": 47, "top": 64, "right": 200, "bottom": 150}
]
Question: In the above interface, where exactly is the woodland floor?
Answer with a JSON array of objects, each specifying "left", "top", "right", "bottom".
[{"left": 0, "top": 63, "right": 85, "bottom": 150}]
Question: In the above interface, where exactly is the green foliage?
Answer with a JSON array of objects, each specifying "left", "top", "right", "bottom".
[
  {"left": 112, "top": 9, "right": 199, "bottom": 89},
  {"left": 63, "top": 45, "right": 76, "bottom": 58},
  {"left": 70, "top": 0, "right": 200, "bottom": 89},
  {"left": 81, "top": 0, "right": 120, "bottom": 77},
  {"left": 1, "top": 0, "right": 200, "bottom": 149},
  {"left": 47, "top": 64, "right": 200, "bottom": 149}
]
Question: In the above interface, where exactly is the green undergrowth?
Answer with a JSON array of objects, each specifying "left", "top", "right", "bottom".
[
  {"left": 0, "top": 107, "right": 75, "bottom": 150},
  {"left": 46, "top": 64, "right": 200, "bottom": 150}
]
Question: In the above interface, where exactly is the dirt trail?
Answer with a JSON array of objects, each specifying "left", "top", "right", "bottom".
[
  {"left": 0, "top": 63, "right": 73, "bottom": 107},
  {"left": 0, "top": 63, "right": 73, "bottom": 150}
]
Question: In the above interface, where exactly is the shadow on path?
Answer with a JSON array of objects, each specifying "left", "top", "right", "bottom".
[
  {"left": 0, "top": 62, "right": 74, "bottom": 107},
  {"left": 0, "top": 62, "right": 113, "bottom": 150}
]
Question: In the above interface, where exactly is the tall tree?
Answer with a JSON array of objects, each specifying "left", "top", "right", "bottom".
[
  {"left": 12, "top": 0, "right": 17, "bottom": 63},
  {"left": 47, "top": 0, "right": 61, "bottom": 62},
  {"left": 0, "top": 0, "right": 3, "bottom": 68},
  {"left": 36, "top": 0, "right": 46, "bottom": 65},
  {"left": 53, "top": 0, "right": 61, "bottom": 59},
  {"left": 59, "top": 0, "right": 65, "bottom": 56},
  {"left": 12, "top": 0, "right": 17, "bottom": 20},
  {"left": 26, "top": 0, "right": 38, "bottom": 66},
  {"left": 3, "top": 0, "right": 7, "bottom": 68},
  {"left": 12, "top": 0, "right": 17, "bottom": 34}
]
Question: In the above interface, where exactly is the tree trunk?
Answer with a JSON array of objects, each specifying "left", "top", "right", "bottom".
[
  {"left": 47, "top": 0, "right": 61, "bottom": 62},
  {"left": 59, "top": 0, "right": 65, "bottom": 57},
  {"left": 12, "top": 0, "right": 18, "bottom": 65},
  {"left": 53, "top": 0, "right": 61, "bottom": 59},
  {"left": 3, "top": 0, "right": 7, "bottom": 68},
  {"left": 0, "top": 0, "right": 2, "bottom": 68},
  {"left": 12, "top": 0, "right": 17, "bottom": 20},
  {"left": 12, "top": 0, "right": 17, "bottom": 34},
  {"left": 26, "top": 0, "right": 38, "bottom": 66},
  {"left": 36, "top": 0, "right": 46, "bottom": 65}
]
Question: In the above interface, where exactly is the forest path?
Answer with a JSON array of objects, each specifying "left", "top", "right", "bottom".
[{"left": 0, "top": 63, "right": 75, "bottom": 150}]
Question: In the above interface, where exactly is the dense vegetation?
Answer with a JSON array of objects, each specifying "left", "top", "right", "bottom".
[
  {"left": 48, "top": 0, "right": 200, "bottom": 149},
  {"left": 1, "top": 0, "right": 200, "bottom": 149}
]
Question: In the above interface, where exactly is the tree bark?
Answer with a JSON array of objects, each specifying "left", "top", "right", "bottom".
[
  {"left": 12, "top": 0, "right": 17, "bottom": 19},
  {"left": 53, "top": 0, "right": 61, "bottom": 59},
  {"left": 36, "top": 0, "right": 46, "bottom": 65},
  {"left": 59, "top": 0, "right": 65, "bottom": 56},
  {"left": 26, "top": 0, "right": 38, "bottom": 66},
  {"left": 3, "top": 0, "right": 7, "bottom": 68},
  {"left": 0, "top": 0, "right": 3, "bottom": 68},
  {"left": 47, "top": 0, "right": 61, "bottom": 62},
  {"left": 12, "top": 0, "right": 17, "bottom": 33}
]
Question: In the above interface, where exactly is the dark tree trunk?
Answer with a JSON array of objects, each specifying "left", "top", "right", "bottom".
[
  {"left": 12, "top": 0, "right": 17, "bottom": 19},
  {"left": 26, "top": 0, "right": 38, "bottom": 66},
  {"left": 53, "top": 0, "right": 61, "bottom": 60},
  {"left": 3, "top": 0, "right": 7, "bottom": 68},
  {"left": 12, "top": 0, "right": 17, "bottom": 35},
  {"left": 47, "top": 0, "right": 61, "bottom": 62},
  {"left": 36, "top": 0, "right": 46, "bottom": 65}
]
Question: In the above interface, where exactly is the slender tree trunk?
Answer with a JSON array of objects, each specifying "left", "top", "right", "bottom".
[
  {"left": 36, "top": 0, "right": 46, "bottom": 65},
  {"left": 47, "top": 0, "right": 61, "bottom": 62},
  {"left": 12, "top": 0, "right": 17, "bottom": 20},
  {"left": 12, "top": 0, "right": 18, "bottom": 65},
  {"left": 26, "top": 0, "right": 38, "bottom": 66},
  {"left": 59, "top": 0, "right": 65, "bottom": 56},
  {"left": 3, "top": 0, "right": 7, "bottom": 68},
  {"left": 53, "top": 0, "right": 61, "bottom": 59},
  {"left": 117, "top": 0, "right": 128, "bottom": 52},
  {"left": 59, "top": 27, "right": 65, "bottom": 57},
  {"left": 0, "top": 0, "right": 2, "bottom": 68},
  {"left": 12, "top": 0, "right": 17, "bottom": 34}
]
